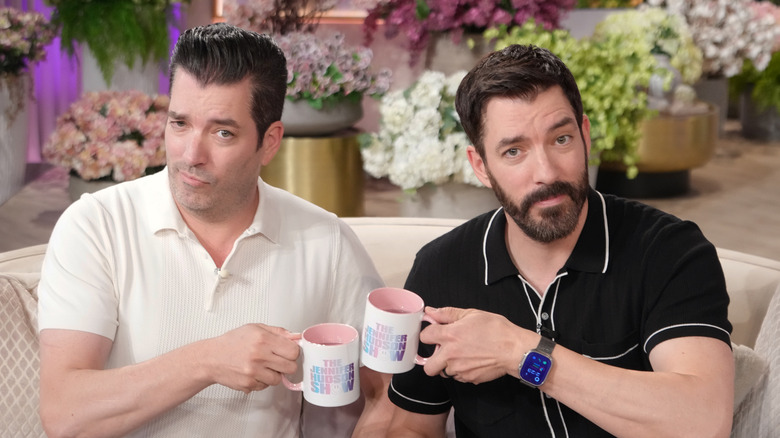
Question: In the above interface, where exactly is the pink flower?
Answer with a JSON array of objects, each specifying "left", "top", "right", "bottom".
[
  {"left": 43, "top": 90, "right": 169, "bottom": 182},
  {"left": 362, "top": 0, "right": 575, "bottom": 64}
]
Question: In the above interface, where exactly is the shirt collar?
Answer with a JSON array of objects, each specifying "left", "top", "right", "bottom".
[
  {"left": 483, "top": 189, "right": 609, "bottom": 285},
  {"left": 150, "top": 170, "right": 279, "bottom": 244}
]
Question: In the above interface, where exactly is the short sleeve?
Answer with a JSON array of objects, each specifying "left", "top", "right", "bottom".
[
  {"left": 38, "top": 196, "right": 119, "bottom": 340},
  {"left": 641, "top": 221, "right": 732, "bottom": 354}
]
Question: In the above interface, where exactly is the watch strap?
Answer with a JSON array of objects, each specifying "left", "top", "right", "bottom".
[{"left": 536, "top": 335, "right": 555, "bottom": 355}]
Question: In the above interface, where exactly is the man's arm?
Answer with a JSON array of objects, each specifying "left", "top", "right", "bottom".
[
  {"left": 417, "top": 307, "right": 734, "bottom": 438},
  {"left": 351, "top": 367, "right": 394, "bottom": 437},
  {"left": 39, "top": 324, "right": 300, "bottom": 438},
  {"left": 386, "top": 406, "right": 449, "bottom": 438}
]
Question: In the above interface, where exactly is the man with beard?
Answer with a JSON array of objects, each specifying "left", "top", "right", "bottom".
[
  {"left": 385, "top": 45, "right": 734, "bottom": 437},
  {"left": 37, "top": 24, "right": 391, "bottom": 437}
]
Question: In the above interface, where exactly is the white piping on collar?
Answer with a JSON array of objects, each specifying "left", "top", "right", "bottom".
[
  {"left": 596, "top": 190, "right": 609, "bottom": 274},
  {"left": 482, "top": 208, "right": 504, "bottom": 286}
]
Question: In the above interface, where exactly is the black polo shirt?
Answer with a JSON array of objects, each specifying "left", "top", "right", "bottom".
[{"left": 389, "top": 189, "right": 732, "bottom": 437}]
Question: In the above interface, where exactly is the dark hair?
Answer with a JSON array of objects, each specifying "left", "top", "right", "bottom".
[
  {"left": 455, "top": 44, "right": 584, "bottom": 157},
  {"left": 169, "top": 23, "right": 288, "bottom": 150}
]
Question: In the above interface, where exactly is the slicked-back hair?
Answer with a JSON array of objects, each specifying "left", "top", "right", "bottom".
[
  {"left": 455, "top": 44, "right": 584, "bottom": 158},
  {"left": 169, "top": 23, "right": 287, "bottom": 150}
]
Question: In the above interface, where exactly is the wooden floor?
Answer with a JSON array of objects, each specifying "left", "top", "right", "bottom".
[{"left": 2, "top": 121, "right": 780, "bottom": 261}]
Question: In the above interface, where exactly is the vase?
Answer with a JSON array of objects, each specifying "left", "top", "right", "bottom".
[
  {"left": 399, "top": 182, "right": 500, "bottom": 219},
  {"left": 424, "top": 33, "right": 490, "bottom": 75},
  {"left": 82, "top": 48, "right": 161, "bottom": 95},
  {"left": 68, "top": 175, "right": 117, "bottom": 202},
  {"left": 693, "top": 76, "right": 728, "bottom": 136},
  {"left": 0, "top": 75, "right": 30, "bottom": 206},
  {"left": 597, "top": 104, "right": 718, "bottom": 198},
  {"left": 262, "top": 132, "right": 364, "bottom": 217},
  {"left": 647, "top": 55, "right": 683, "bottom": 112},
  {"left": 281, "top": 99, "right": 363, "bottom": 137},
  {"left": 739, "top": 86, "right": 780, "bottom": 142}
]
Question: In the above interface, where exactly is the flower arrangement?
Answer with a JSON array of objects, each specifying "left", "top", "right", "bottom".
[
  {"left": 224, "top": 0, "right": 337, "bottom": 34},
  {"left": 43, "top": 90, "right": 169, "bottom": 182},
  {"left": 45, "top": 0, "right": 180, "bottom": 85},
  {"left": 274, "top": 31, "right": 392, "bottom": 109},
  {"left": 225, "top": 0, "right": 392, "bottom": 110},
  {"left": 575, "top": 0, "right": 642, "bottom": 7},
  {"left": 0, "top": 7, "right": 56, "bottom": 76},
  {"left": 1, "top": 7, "right": 56, "bottom": 121},
  {"left": 730, "top": 2, "right": 780, "bottom": 113},
  {"left": 360, "top": 70, "right": 481, "bottom": 191},
  {"left": 593, "top": 7, "right": 702, "bottom": 85},
  {"left": 359, "top": 0, "right": 576, "bottom": 65},
  {"left": 646, "top": 0, "right": 779, "bottom": 78},
  {"left": 487, "top": 19, "right": 659, "bottom": 177}
]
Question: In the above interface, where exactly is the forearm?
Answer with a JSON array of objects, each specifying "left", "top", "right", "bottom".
[
  {"left": 352, "top": 368, "right": 393, "bottom": 437},
  {"left": 540, "top": 342, "right": 734, "bottom": 438},
  {"left": 40, "top": 338, "right": 213, "bottom": 438}
]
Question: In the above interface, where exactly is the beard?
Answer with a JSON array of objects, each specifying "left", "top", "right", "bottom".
[{"left": 489, "top": 167, "right": 589, "bottom": 243}]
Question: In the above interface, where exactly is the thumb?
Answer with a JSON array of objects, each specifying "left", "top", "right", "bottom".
[{"left": 425, "top": 306, "right": 468, "bottom": 324}]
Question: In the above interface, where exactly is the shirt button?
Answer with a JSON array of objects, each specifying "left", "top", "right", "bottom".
[{"left": 541, "top": 312, "right": 549, "bottom": 320}]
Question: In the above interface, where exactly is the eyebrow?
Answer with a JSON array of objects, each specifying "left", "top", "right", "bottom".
[
  {"left": 167, "top": 111, "right": 240, "bottom": 128},
  {"left": 495, "top": 116, "right": 577, "bottom": 149}
]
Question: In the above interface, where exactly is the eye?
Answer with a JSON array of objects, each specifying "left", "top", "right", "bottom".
[
  {"left": 216, "top": 129, "right": 233, "bottom": 139},
  {"left": 555, "top": 135, "right": 572, "bottom": 145},
  {"left": 169, "top": 120, "right": 186, "bottom": 129},
  {"left": 505, "top": 148, "right": 520, "bottom": 157}
]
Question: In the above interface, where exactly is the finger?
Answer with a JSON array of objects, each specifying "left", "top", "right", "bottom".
[{"left": 425, "top": 306, "right": 467, "bottom": 324}]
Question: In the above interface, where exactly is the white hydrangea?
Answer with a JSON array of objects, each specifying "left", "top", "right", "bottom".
[{"left": 361, "top": 70, "right": 484, "bottom": 191}]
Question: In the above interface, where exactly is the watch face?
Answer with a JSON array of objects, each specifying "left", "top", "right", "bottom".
[{"left": 520, "top": 352, "right": 551, "bottom": 386}]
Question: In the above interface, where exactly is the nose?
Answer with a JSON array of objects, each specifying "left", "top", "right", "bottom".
[
  {"left": 532, "top": 147, "right": 558, "bottom": 185},
  {"left": 182, "top": 133, "right": 207, "bottom": 166}
]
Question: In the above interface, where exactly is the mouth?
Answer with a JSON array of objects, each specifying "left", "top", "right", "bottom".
[
  {"left": 534, "top": 194, "right": 567, "bottom": 208},
  {"left": 178, "top": 168, "right": 210, "bottom": 187}
]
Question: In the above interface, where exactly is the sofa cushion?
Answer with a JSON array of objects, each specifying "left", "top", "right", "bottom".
[
  {"left": 732, "top": 343, "right": 768, "bottom": 411},
  {"left": 0, "top": 274, "right": 45, "bottom": 437}
]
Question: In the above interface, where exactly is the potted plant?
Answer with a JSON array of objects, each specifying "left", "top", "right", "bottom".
[
  {"left": 487, "top": 19, "right": 658, "bottom": 178},
  {"left": 360, "top": 69, "right": 501, "bottom": 218},
  {"left": 359, "top": 0, "right": 576, "bottom": 66},
  {"left": 729, "top": 1, "right": 780, "bottom": 141},
  {"left": 45, "top": 0, "right": 183, "bottom": 86},
  {"left": 224, "top": 0, "right": 392, "bottom": 136},
  {"left": 647, "top": 0, "right": 778, "bottom": 133},
  {"left": 1, "top": 7, "right": 56, "bottom": 205},
  {"left": 360, "top": 69, "right": 476, "bottom": 192},
  {"left": 1, "top": 7, "right": 56, "bottom": 121},
  {"left": 42, "top": 90, "right": 169, "bottom": 200}
]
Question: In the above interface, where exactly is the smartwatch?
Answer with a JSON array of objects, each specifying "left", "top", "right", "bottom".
[{"left": 518, "top": 336, "right": 555, "bottom": 387}]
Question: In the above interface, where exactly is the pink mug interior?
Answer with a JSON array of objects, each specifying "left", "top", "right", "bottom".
[
  {"left": 303, "top": 323, "right": 358, "bottom": 345},
  {"left": 369, "top": 287, "right": 424, "bottom": 314}
]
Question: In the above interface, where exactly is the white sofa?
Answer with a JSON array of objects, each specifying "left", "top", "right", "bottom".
[{"left": 1, "top": 217, "right": 779, "bottom": 437}]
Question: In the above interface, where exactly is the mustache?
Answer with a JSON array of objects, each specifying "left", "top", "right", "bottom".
[
  {"left": 174, "top": 165, "right": 215, "bottom": 184},
  {"left": 521, "top": 181, "right": 579, "bottom": 211}
]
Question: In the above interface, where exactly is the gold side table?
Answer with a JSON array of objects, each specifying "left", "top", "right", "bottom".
[{"left": 262, "top": 130, "right": 364, "bottom": 217}]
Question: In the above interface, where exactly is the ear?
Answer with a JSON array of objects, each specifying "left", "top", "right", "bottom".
[
  {"left": 259, "top": 121, "right": 284, "bottom": 166},
  {"left": 582, "top": 114, "right": 592, "bottom": 159},
  {"left": 466, "top": 145, "right": 493, "bottom": 189}
]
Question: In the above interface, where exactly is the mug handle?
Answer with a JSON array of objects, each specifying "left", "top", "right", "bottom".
[
  {"left": 282, "top": 337, "right": 303, "bottom": 391},
  {"left": 414, "top": 314, "right": 438, "bottom": 366}
]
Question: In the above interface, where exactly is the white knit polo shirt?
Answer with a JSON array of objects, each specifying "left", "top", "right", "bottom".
[{"left": 38, "top": 169, "right": 383, "bottom": 437}]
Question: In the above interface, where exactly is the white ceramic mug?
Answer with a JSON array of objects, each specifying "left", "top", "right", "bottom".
[
  {"left": 282, "top": 323, "right": 361, "bottom": 407},
  {"left": 361, "top": 287, "right": 432, "bottom": 374}
]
